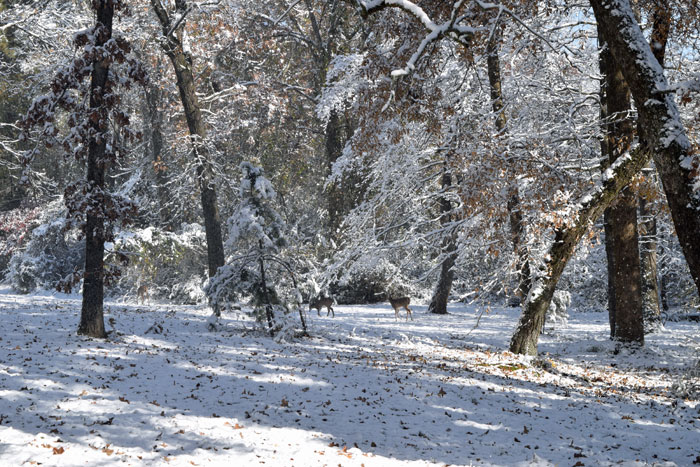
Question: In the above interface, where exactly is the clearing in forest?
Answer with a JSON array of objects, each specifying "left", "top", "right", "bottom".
[{"left": 0, "top": 287, "right": 698, "bottom": 466}]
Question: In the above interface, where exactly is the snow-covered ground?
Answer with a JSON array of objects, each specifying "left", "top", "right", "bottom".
[{"left": 0, "top": 287, "right": 698, "bottom": 466}]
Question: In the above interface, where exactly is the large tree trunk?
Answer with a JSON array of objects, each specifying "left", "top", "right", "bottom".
[
  {"left": 603, "top": 210, "right": 616, "bottom": 337},
  {"left": 638, "top": 2, "right": 670, "bottom": 333},
  {"left": 590, "top": 0, "right": 700, "bottom": 300},
  {"left": 428, "top": 165, "right": 456, "bottom": 315},
  {"left": 605, "top": 189, "right": 644, "bottom": 342},
  {"left": 598, "top": 26, "right": 644, "bottom": 344},
  {"left": 78, "top": 1, "right": 113, "bottom": 339},
  {"left": 151, "top": 0, "right": 225, "bottom": 281}
]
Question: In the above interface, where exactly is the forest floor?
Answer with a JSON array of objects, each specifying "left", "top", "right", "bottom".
[{"left": 0, "top": 287, "right": 698, "bottom": 466}]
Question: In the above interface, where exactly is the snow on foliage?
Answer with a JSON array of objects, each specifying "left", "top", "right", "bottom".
[
  {"left": 316, "top": 53, "right": 367, "bottom": 123},
  {"left": 208, "top": 162, "right": 305, "bottom": 338},
  {"left": 5, "top": 199, "right": 82, "bottom": 294},
  {"left": 110, "top": 224, "right": 208, "bottom": 304}
]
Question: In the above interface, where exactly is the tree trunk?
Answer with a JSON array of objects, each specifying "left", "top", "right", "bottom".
[
  {"left": 639, "top": 196, "right": 662, "bottom": 331},
  {"left": 638, "top": 2, "right": 669, "bottom": 334},
  {"left": 151, "top": 0, "right": 225, "bottom": 281},
  {"left": 659, "top": 268, "right": 669, "bottom": 312},
  {"left": 143, "top": 73, "right": 174, "bottom": 229},
  {"left": 603, "top": 210, "right": 616, "bottom": 338},
  {"left": 509, "top": 146, "right": 652, "bottom": 355},
  {"left": 428, "top": 166, "right": 456, "bottom": 315},
  {"left": 258, "top": 242, "right": 275, "bottom": 336},
  {"left": 325, "top": 109, "right": 344, "bottom": 243},
  {"left": 607, "top": 189, "right": 644, "bottom": 342},
  {"left": 487, "top": 29, "right": 530, "bottom": 304},
  {"left": 78, "top": 1, "right": 113, "bottom": 339},
  {"left": 598, "top": 26, "right": 644, "bottom": 344},
  {"left": 508, "top": 190, "right": 531, "bottom": 303},
  {"left": 590, "top": 0, "right": 700, "bottom": 302}
]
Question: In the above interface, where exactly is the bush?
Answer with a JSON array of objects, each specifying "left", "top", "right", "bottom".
[
  {"left": 329, "top": 259, "right": 414, "bottom": 304},
  {"left": 108, "top": 224, "right": 208, "bottom": 303},
  {"left": 6, "top": 200, "right": 83, "bottom": 293},
  {"left": 0, "top": 206, "right": 42, "bottom": 280}
]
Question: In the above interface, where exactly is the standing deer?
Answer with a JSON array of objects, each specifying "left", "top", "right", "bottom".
[
  {"left": 137, "top": 285, "right": 149, "bottom": 304},
  {"left": 389, "top": 296, "right": 413, "bottom": 321},
  {"left": 309, "top": 297, "right": 334, "bottom": 317}
]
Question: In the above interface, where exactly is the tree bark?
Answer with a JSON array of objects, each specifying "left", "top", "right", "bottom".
[
  {"left": 150, "top": 0, "right": 225, "bottom": 280},
  {"left": 603, "top": 210, "right": 616, "bottom": 337},
  {"left": 487, "top": 29, "right": 530, "bottom": 303},
  {"left": 78, "top": 1, "right": 113, "bottom": 339},
  {"left": 606, "top": 188, "right": 644, "bottom": 342},
  {"left": 590, "top": 0, "right": 700, "bottom": 301},
  {"left": 598, "top": 25, "right": 644, "bottom": 344}
]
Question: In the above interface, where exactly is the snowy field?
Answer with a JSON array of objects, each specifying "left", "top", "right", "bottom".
[{"left": 0, "top": 287, "right": 698, "bottom": 466}]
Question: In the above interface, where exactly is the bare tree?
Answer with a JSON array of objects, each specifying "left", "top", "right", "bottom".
[{"left": 150, "top": 0, "right": 225, "bottom": 289}]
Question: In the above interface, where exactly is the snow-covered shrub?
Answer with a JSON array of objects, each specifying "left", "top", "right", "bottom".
[
  {"left": 7, "top": 200, "right": 84, "bottom": 293},
  {"left": 108, "top": 224, "right": 207, "bottom": 303},
  {"left": 0, "top": 206, "right": 42, "bottom": 280},
  {"left": 207, "top": 162, "right": 306, "bottom": 337},
  {"left": 330, "top": 261, "right": 399, "bottom": 304},
  {"left": 546, "top": 290, "right": 571, "bottom": 329}
]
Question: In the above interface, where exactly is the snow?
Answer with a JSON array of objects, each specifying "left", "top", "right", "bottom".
[{"left": 0, "top": 286, "right": 698, "bottom": 466}]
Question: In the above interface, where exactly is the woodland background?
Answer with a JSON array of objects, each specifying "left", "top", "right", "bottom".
[{"left": 0, "top": 0, "right": 699, "bottom": 354}]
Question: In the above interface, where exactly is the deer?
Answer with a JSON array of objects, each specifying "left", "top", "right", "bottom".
[
  {"left": 137, "top": 284, "right": 149, "bottom": 304},
  {"left": 309, "top": 297, "right": 334, "bottom": 317},
  {"left": 389, "top": 296, "right": 413, "bottom": 321}
]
